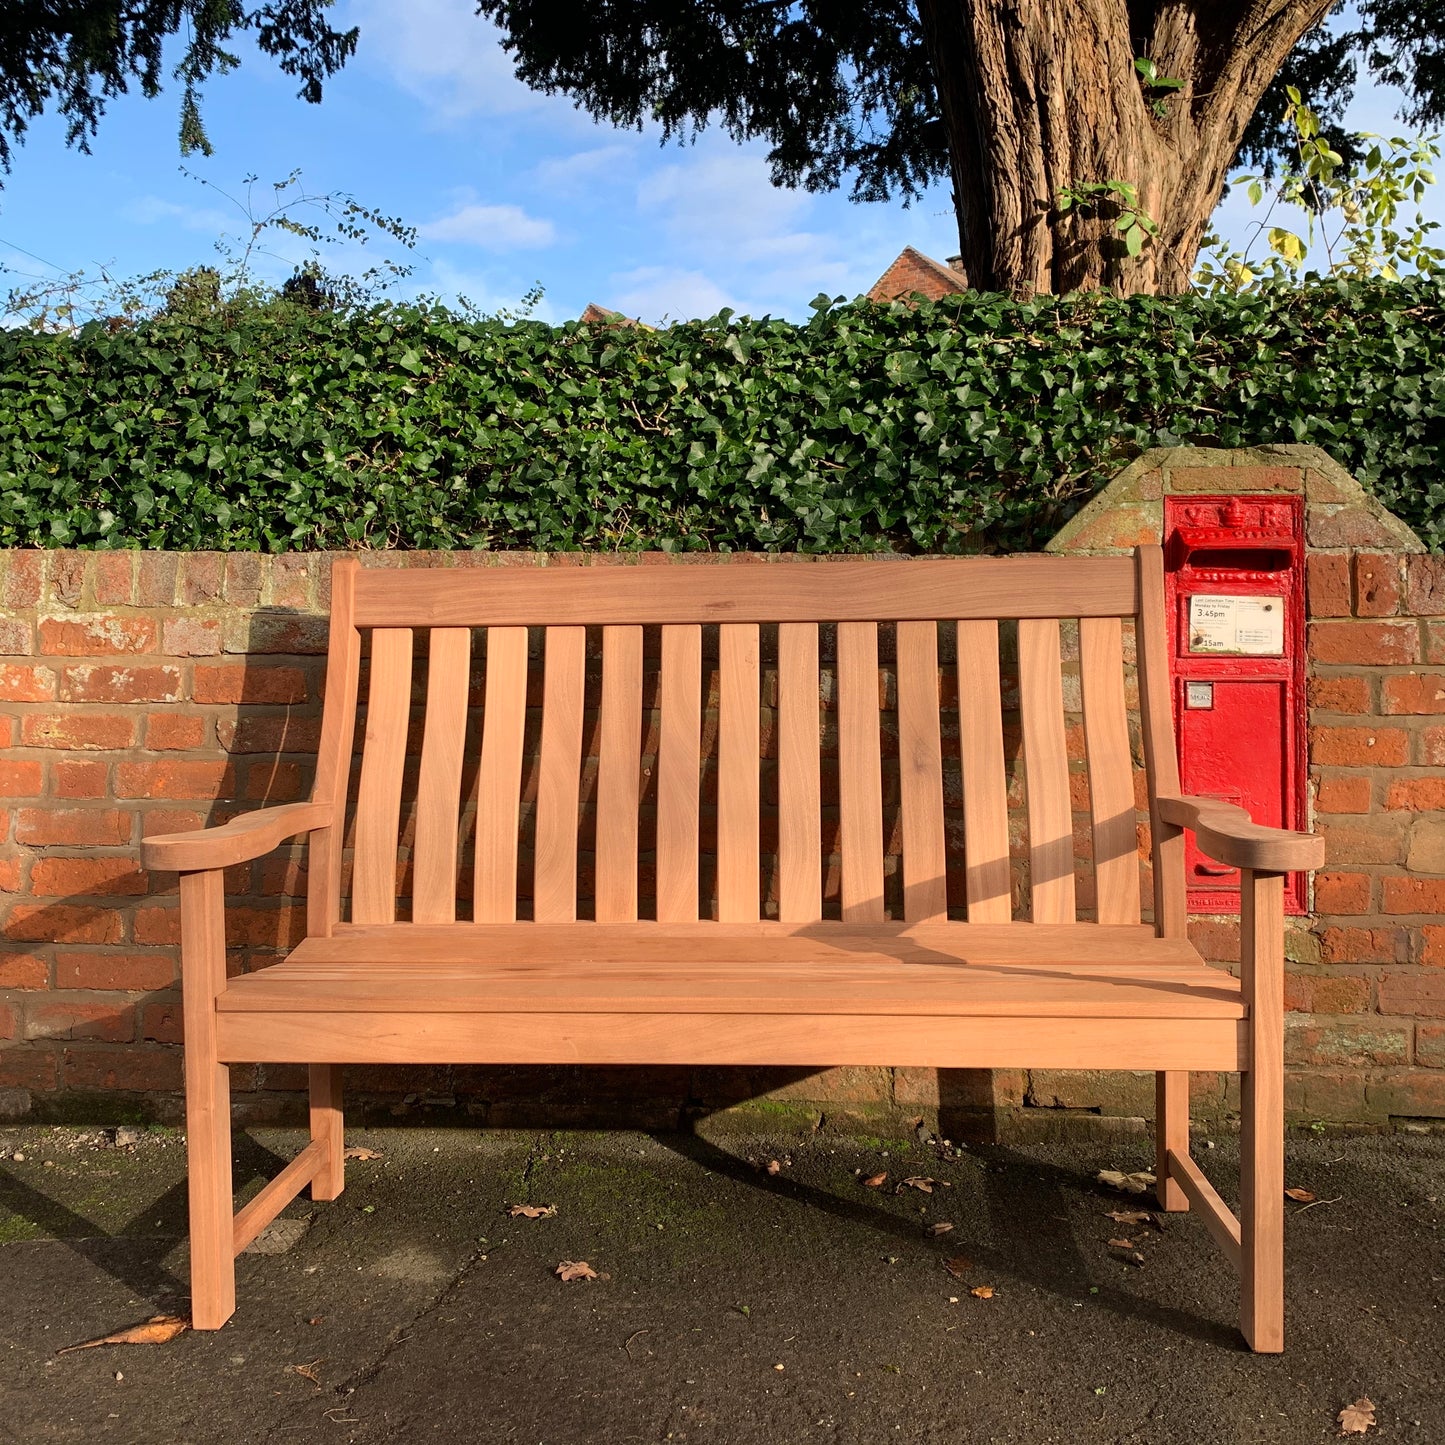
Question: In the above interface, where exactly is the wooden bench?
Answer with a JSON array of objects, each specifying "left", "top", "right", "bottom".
[{"left": 141, "top": 548, "right": 1324, "bottom": 1349}]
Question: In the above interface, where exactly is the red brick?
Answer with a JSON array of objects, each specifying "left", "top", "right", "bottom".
[
  {"left": 0, "top": 1002, "right": 14, "bottom": 1039},
  {"left": 1384, "top": 675, "right": 1445, "bottom": 719},
  {"left": 48, "top": 553, "right": 84, "bottom": 605},
  {"left": 0, "top": 662, "right": 57, "bottom": 701},
  {"left": 38, "top": 614, "right": 156, "bottom": 655},
  {"left": 1406, "top": 556, "right": 1445, "bottom": 617},
  {"left": 246, "top": 614, "right": 329, "bottom": 654},
  {"left": 1187, "top": 917, "right": 1239, "bottom": 962},
  {"left": 55, "top": 951, "right": 175, "bottom": 990},
  {"left": 1315, "top": 773, "right": 1373, "bottom": 813},
  {"left": 62, "top": 1047, "right": 182, "bottom": 1092},
  {"left": 1286, "top": 1018, "right": 1409, "bottom": 1067},
  {"left": 1384, "top": 776, "right": 1445, "bottom": 810},
  {"left": 1311, "top": 725, "right": 1409, "bottom": 767},
  {"left": 29, "top": 857, "right": 148, "bottom": 898},
  {"left": 268, "top": 554, "right": 313, "bottom": 608},
  {"left": 146, "top": 713, "right": 207, "bottom": 750},
  {"left": 135, "top": 554, "right": 178, "bottom": 607},
  {"left": 223, "top": 554, "right": 263, "bottom": 608},
  {"left": 0, "top": 761, "right": 44, "bottom": 798},
  {"left": 1314, "top": 871, "right": 1371, "bottom": 914},
  {"left": 58, "top": 663, "right": 181, "bottom": 703},
  {"left": 0, "top": 618, "right": 32, "bottom": 653},
  {"left": 1307, "top": 674, "right": 1372, "bottom": 713},
  {"left": 3, "top": 551, "right": 42, "bottom": 607},
  {"left": 161, "top": 617, "right": 221, "bottom": 656},
  {"left": 1425, "top": 622, "right": 1445, "bottom": 665},
  {"left": 225, "top": 906, "right": 306, "bottom": 949},
  {"left": 141, "top": 1001, "right": 184, "bottom": 1043},
  {"left": 1320, "top": 926, "right": 1409, "bottom": 963},
  {"left": 0, "top": 856, "right": 20, "bottom": 892},
  {"left": 25, "top": 1001, "right": 133, "bottom": 1042},
  {"left": 180, "top": 553, "right": 224, "bottom": 605},
  {"left": 1311, "top": 974, "right": 1372, "bottom": 1013},
  {"left": 1417, "top": 1023, "right": 1445, "bottom": 1067},
  {"left": 115, "top": 761, "right": 236, "bottom": 799},
  {"left": 0, "top": 952, "right": 48, "bottom": 988},
  {"left": 1421, "top": 927, "right": 1445, "bottom": 966},
  {"left": 1420, "top": 728, "right": 1445, "bottom": 765},
  {"left": 16, "top": 808, "right": 130, "bottom": 846},
  {"left": 132, "top": 907, "right": 181, "bottom": 945},
  {"left": 3, "top": 903, "right": 122, "bottom": 944},
  {"left": 193, "top": 663, "right": 308, "bottom": 705},
  {"left": 0, "top": 715, "right": 10, "bottom": 748},
  {"left": 91, "top": 552, "right": 135, "bottom": 606},
  {"left": 0, "top": 1048, "right": 58, "bottom": 1090},
  {"left": 54, "top": 760, "right": 108, "bottom": 799},
  {"left": 216, "top": 715, "right": 322, "bottom": 754},
  {"left": 139, "top": 808, "right": 207, "bottom": 838},
  {"left": 1319, "top": 815, "right": 1406, "bottom": 865},
  {"left": 1382, "top": 876, "right": 1445, "bottom": 914},
  {"left": 1308, "top": 620, "right": 1418, "bottom": 666},
  {"left": 1306, "top": 553, "right": 1351, "bottom": 617},
  {"left": 20, "top": 712, "right": 135, "bottom": 750},
  {"left": 1352, "top": 553, "right": 1402, "bottom": 617},
  {"left": 244, "top": 762, "right": 305, "bottom": 801}
]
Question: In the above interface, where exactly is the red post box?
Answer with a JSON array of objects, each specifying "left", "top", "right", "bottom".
[{"left": 1163, "top": 495, "right": 1307, "bottom": 913}]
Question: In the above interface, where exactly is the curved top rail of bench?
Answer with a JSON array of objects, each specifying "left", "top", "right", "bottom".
[{"left": 346, "top": 554, "right": 1141, "bottom": 628}]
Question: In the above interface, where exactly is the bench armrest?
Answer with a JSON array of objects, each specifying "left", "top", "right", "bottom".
[
  {"left": 1156, "top": 794, "right": 1324, "bottom": 874},
  {"left": 142, "top": 802, "right": 332, "bottom": 873}
]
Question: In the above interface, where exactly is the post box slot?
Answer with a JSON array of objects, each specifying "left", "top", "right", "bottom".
[{"left": 1183, "top": 545, "right": 1292, "bottom": 572}]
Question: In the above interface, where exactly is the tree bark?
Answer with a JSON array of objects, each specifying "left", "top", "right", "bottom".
[{"left": 916, "top": 0, "right": 1335, "bottom": 295}]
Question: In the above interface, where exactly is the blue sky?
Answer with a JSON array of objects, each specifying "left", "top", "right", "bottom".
[{"left": 0, "top": 1, "right": 1438, "bottom": 326}]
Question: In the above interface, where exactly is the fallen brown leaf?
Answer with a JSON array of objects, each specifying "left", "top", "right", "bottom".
[
  {"left": 57, "top": 1316, "right": 188, "bottom": 1354},
  {"left": 1284, "top": 1187, "right": 1316, "bottom": 1203},
  {"left": 1337, "top": 1397, "right": 1376, "bottom": 1435},
  {"left": 556, "top": 1260, "right": 599, "bottom": 1282},
  {"left": 342, "top": 1147, "right": 382, "bottom": 1161},
  {"left": 508, "top": 1203, "right": 558, "bottom": 1219},
  {"left": 969, "top": 1285, "right": 994, "bottom": 1300},
  {"left": 928, "top": 1222, "right": 955, "bottom": 1237},
  {"left": 1107, "top": 1237, "right": 1135, "bottom": 1249},
  {"left": 287, "top": 1359, "right": 323, "bottom": 1387},
  {"left": 1097, "top": 1169, "right": 1156, "bottom": 1195},
  {"left": 1104, "top": 1209, "right": 1152, "bottom": 1225},
  {"left": 766, "top": 1159, "right": 782, "bottom": 1176},
  {"left": 863, "top": 1172, "right": 888, "bottom": 1189},
  {"left": 898, "top": 1176, "right": 936, "bottom": 1194},
  {"left": 943, "top": 1256, "right": 972, "bottom": 1279}
]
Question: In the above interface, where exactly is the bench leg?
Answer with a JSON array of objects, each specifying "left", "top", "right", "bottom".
[
  {"left": 1240, "top": 869, "right": 1286, "bottom": 1353},
  {"left": 1154, "top": 1071, "right": 1189, "bottom": 1212},
  {"left": 186, "top": 1054, "right": 235, "bottom": 1330},
  {"left": 181, "top": 869, "right": 235, "bottom": 1330},
  {"left": 309, "top": 1064, "right": 345, "bottom": 1201}
]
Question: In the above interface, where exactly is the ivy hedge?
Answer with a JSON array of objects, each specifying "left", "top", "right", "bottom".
[{"left": 1, "top": 277, "right": 1441, "bottom": 553}]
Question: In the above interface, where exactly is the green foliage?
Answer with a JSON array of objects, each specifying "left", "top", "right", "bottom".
[
  {"left": 1200, "top": 90, "right": 1444, "bottom": 289},
  {"left": 1, "top": 279, "right": 1442, "bottom": 554},
  {"left": 1056, "top": 181, "right": 1162, "bottom": 259},
  {"left": 1134, "top": 57, "right": 1184, "bottom": 119}
]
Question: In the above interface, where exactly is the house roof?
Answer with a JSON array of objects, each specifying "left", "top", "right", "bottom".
[
  {"left": 866, "top": 246, "right": 967, "bottom": 304},
  {"left": 579, "top": 302, "right": 640, "bottom": 325}
]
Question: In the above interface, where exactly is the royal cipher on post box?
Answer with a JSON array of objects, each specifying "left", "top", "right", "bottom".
[{"left": 1163, "top": 495, "right": 1307, "bottom": 913}]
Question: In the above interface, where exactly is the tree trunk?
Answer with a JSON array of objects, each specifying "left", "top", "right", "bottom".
[{"left": 916, "top": 0, "right": 1335, "bottom": 296}]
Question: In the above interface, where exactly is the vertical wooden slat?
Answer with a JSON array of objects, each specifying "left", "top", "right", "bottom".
[
  {"left": 657, "top": 625, "right": 702, "bottom": 922},
  {"left": 1018, "top": 617, "right": 1076, "bottom": 924},
  {"left": 473, "top": 627, "right": 528, "bottom": 923},
  {"left": 956, "top": 620, "right": 1011, "bottom": 923},
  {"left": 309, "top": 1064, "right": 345, "bottom": 1201},
  {"left": 1080, "top": 615, "right": 1141, "bottom": 926},
  {"left": 837, "top": 621, "right": 884, "bottom": 922},
  {"left": 534, "top": 626, "right": 586, "bottom": 923},
  {"left": 596, "top": 625, "right": 643, "bottom": 922},
  {"left": 777, "top": 623, "right": 822, "bottom": 923},
  {"left": 896, "top": 620, "right": 948, "bottom": 923},
  {"left": 307, "top": 558, "right": 361, "bottom": 938},
  {"left": 717, "top": 623, "right": 761, "bottom": 922},
  {"left": 413, "top": 628, "right": 471, "bottom": 924},
  {"left": 1155, "top": 1071, "right": 1190, "bottom": 1213},
  {"left": 1136, "top": 545, "right": 1186, "bottom": 938},
  {"left": 351, "top": 627, "right": 412, "bottom": 925}
]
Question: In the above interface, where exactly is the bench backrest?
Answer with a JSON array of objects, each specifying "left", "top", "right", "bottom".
[{"left": 307, "top": 549, "right": 1182, "bottom": 934}]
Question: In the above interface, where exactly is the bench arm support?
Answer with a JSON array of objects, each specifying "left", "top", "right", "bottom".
[
  {"left": 142, "top": 801, "right": 332, "bottom": 873},
  {"left": 1155, "top": 794, "right": 1324, "bottom": 875}
]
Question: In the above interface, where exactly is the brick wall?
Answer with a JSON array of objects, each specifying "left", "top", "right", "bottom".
[{"left": 2, "top": 447, "right": 1442, "bottom": 1133}]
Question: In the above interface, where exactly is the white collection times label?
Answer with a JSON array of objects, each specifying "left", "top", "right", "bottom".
[{"left": 1187, "top": 594, "right": 1285, "bottom": 655}]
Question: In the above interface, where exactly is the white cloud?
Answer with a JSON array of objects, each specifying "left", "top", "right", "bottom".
[
  {"left": 637, "top": 152, "right": 812, "bottom": 261},
  {"left": 608, "top": 266, "right": 741, "bottom": 324},
  {"left": 123, "top": 196, "right": 235, "bottom": 234},
  {"left": 345, "top": 0, "right": 555, "bottom": 122},
  {"left": 419, "top": 203, "right": 557, "bottom": 250},
  {"left": 423, "top": 259, "right": 560, "bottom": 323},
  {"left": 532, "top": 144, "right": 638, "bottom": 195}
]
